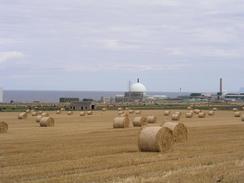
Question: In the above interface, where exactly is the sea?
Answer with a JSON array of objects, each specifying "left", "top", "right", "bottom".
[{"left": 3, "top": 90, "right": 190, "bottom": 103}]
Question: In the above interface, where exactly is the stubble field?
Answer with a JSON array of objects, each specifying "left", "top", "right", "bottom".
[{"left": 1, "top": 110, "right": 244, "bottom": 183}]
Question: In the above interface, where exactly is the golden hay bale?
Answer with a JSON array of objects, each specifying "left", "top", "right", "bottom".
[
  {"left": 26, "top": 109, "right": 30, "bottom": 113},
  {"left": 187, "top": 106, "right": 192, "bottom": 110},
  {"left": 213, "top": 108, "right": 217, "bottom": 111},
  {"left": 80, "top": 111, "right": 86, "bottom": 116},
  {"left": 118, "top": 111, "right": 124, "bottom": 115},
  {"left": 87, "top": 111, "right": 93, "bottom": 115},
  {"left": 67, "top": 111, "right": 73, "bottom": 115},
  {"left": 0, "top": 121, "right": 8, "bottom": 133},
  {"left": 32, "top": 112, "right": 37, "bottom": 116},
  {"left": 61, "top": 108, "right": 65, "bottom": 111},
  {"left": 135, "top": 110, "right": 141, "bottom": 114},
  {"left": 102, "top": 108, "right": 107, "bottom": 111},
  {"left": 118, "top": 107, "right": 122, "bottom": 111},
  {"left": 164, "top": 110, "right": 170, "bottom": 116},
  {"left": 146, "top": 116, "right": 157, "bottom": 123},
  {"left": 208, "top": 111, "right": 215, "bottom": 116},
  {"left": 18, "top": 112, "right": 27, "bottom": 119},
  {"left": 233, "top": 108, "right": 238, "bottom": 111},
  {"left": 242, "top": 107, "right": 244, "bottom": 111},
  {"left": 234, "top": 111, "right": 241, "bottom": 117},
  {"left": 132, "top": 116, "right": 147, "bottom": 127},
  {"left": 162, "top": 122, "right": 188, "bottom": 143},
  {"left": 185, "top": 112, "right": 193, "bottom": 118},
  {"left": 198, "top": 112, "right": 206, "bottom": 118},
  {"left": 138, "top": 126, "right": 174, "bottom": 152},
  {"left": 56, "top": 110, "right": 61, "bottom": 114},
  {"left": 41, "top": 112, "right": 49, "bottom": 117},
  {"left": 193, "top": 109, "right": 201, "bottom": 114},
  {"left": 40, "top": 117, "right": 55, "bottom": 127},
  {"left": 171, "top": 113, "right": 180, "bottom": 121},
  {"left": 241, "top": 114, "right": 244, "bottom": 121},
  {"left": 36, "top": 115, "right": 43, "bottom": 123},
  {"left": 38, "top": 111, "right": 43, "bottom": 115},
  {"left": 113, "top": 117, "right": 130, "bottom": 128},
  {"left": 129, "top": 110, "right": 134, "bottom": 114}
]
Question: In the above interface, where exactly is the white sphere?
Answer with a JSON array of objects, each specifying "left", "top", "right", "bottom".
[{"left": 130, "top": 83, "right": 147, "bottom": 92}]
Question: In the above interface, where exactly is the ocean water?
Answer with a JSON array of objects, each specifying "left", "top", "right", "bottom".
[{"left": 3, "top": 90, "right": 190, "bottom": 103}]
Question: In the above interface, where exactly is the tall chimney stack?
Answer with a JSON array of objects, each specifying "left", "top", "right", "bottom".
[
  {"left": 220, "top": 78, "right": 223, "bottom": 95},
  {"left": 137, "top": 78, "right": 140, "bottom": 83}
]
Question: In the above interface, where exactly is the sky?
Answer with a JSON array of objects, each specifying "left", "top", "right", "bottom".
[{"left": 0, "top": 0, "right": 243, "bottom": 92}]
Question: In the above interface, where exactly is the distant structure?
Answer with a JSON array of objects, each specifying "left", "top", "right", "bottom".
[
  {"left": 0, "top": 88, "right": 3, "bottom": 103},
  {"left": 70, "top": 99, "right": 96, "bottom": 110},
  {"left": 59, "top": 97, "right": 79, "bottom": 103},
  {"left": 123, "top": 78, "right": 147, "bottom": 102},
  {"left": 217, "top": 78, "right": 223, "bottom": 99}
]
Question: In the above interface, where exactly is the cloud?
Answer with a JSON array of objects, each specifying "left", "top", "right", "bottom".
[{"left": 0, "top": 51, "right": 24, "bottom": 63}]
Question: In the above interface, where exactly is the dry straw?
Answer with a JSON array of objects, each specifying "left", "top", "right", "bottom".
[
  {"left": 129, "top": 110, "right": 134, "bottom": 114},
  {"left": 67, "top": 111, "right": 73, "bottom": 115},
  {"left": 133, "top": 116, "right": 147, "bottom": 127},
  {"left": 40, "top": 117, "right": 55, "bottom": 127},
  {"left": 80, "top": 111, "right": 86, "bottom": 116},
  {"left": 193, "top": 109, "right": 201, "bottom": 114},
  {"left": 0, "top": 121, "right": 8, "bottom": 133},
  {"left": 164, "top": 110, "right": 170, "bottom": 116},
  {"left": 32, "top": 112, "right": 37, "bottom": 116},
  {"left": 41, "top": 113, "right": 49, "bottom": 117},
  {"left": 113, "top": 117, "right": 130, "bottom": 128},
  {"left": 198, "top": 112, "right": 206, "bottom": 118},
  {"left": 208, "top": 111, "right": 215, "bottom": 116},
  {"left": 213, "top": 108, "right": 217, "bottom": 111},
  {"left": 185, "top": 112, "right": 193, "bottom": 118},
  {"left": 187, "top": 106, "right": 192, "bottom": 110},
  {"left": 118, "top": 107, "right": 122, "bottom": 111},
  {"left": 171, "top": 113, "right": 180, "bottom": 121},
  {"left": 36, "top": 115, "right": 43, "bottom": 123},
  {"left": 135, "top": 110, "right": 141, "bottom": 114},
  {"left": 162, "top": 122, "right": 188, "bottom": 143},
  {"left": 118, "top": 111, "right": 124, "bottom": 115},
  {"left": 87, "top": 111, "right": 93, "bottom": 115},
  {"left": 138, "top": 126, "right": 174, "bottom": 152},
  {"left": 56, "top": 110, "right": 61, "bottom": 114},
  {"left": 241, "top": 114, "right": 244, "bottom": 121},
  {"left": 18, "top": 112, "right": 27, "bottom": 119},
  {"left": 102, "top": 108, "right": 107, "bottom": 111},
  {"left": 61, "top": 108, "right": 65, "bottom": 111},
  {"left": 233, "top": 108, "right": 238, "bottom": 111},
  {"left": 146, "top": 116, "right": 157, "bottom": 123},
  {"left": 26, "top": 109, "right": 30, "bottom": 113},
  {"left": 38, "top": 111, "right": 43, "bottom": 115},
  {"left": 234, "top": 111, "right": 241, "bottom": 117}
]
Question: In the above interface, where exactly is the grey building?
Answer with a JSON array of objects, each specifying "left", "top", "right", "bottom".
[{"left": 70, "top": 101, "right": 96, "bottom": 110}]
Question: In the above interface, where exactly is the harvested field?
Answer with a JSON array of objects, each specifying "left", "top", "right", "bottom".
[{"left": 1, "top": 110, "right": 244, "bottom": 183}]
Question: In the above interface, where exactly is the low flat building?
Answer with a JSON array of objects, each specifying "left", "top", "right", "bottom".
[{"left": 70, "top": 100, "right": 96, "bottom": 110}]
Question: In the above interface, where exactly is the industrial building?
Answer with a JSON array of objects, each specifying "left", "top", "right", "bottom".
[
  {"left": 0, "top": 88, "right": 3, "bottom": 103},
  {"left": 70, "top": 99, "right": 96, "bottom": 110}
]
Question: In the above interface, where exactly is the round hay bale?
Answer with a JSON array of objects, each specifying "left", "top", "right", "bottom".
[
  {"left": 138, "top": 126, "right": 174, "bottom": 152},
  {"left": 146, "top": 116, "right": 157, "bottom": 123},
  {"left": 18, "top": 112, "right": 27, "bottom": 119},
  {"left": 162, "top": 122, "right": 188, "bottom": 143},
  {"left": 61, "top": 108, "right": 65, "bottom": 111},
  {"left": 129, "top": 110, "right": 134, "bottom": 114},
  {"left": 185, "top": 112, "right": 193, "bottom": 118},
  {"left": 242, "top": 107, "right": 244, "bottom": 111},
  {"left": 37, "top": 111, "right": 43, "bottom": 115},
  {"left": 234, "top": 111, "right": 241, "bottom": 117},
  {"left": 0, "top": 121, "right": 8, "bottom": 133},
  {"left": 213, "top": 108, "right": 217, "bottom": 111},
  {"left": 32, "top": 112, "right": 37, "bottom": 116},
  {"left": 36, "top": 115, "right": 43, "bottom": 123},
  {"left": 113, "top": 117, "right": 130, "bottom": 128},
  {"left": 67, "top": 111, "right": 73, "bottom": 115},
  {"left": 171, "top": 113, "right": 180, "bottom": 121},
  {"left": 198, "top": 112, "right": 206, "bottom": 118},
  {"left": 233, "top": 108, "right": 238, "bottom": 112},
  {"left": 118, "top": 107, "right": 122, "bottom": 111},
  {"left": 194, "top": 109, "right": 201, "bottom": 114},
  {"left": 208, "top": 111, "right": 215, "bottom": 116},
  {"left": 132, "top": 116, "right": 147, "bottom": 127},
  {"left": 187, "top": 106, "right": 192, "bottom": 110},
  {"left": 56, "top": 110, "right": 61, "bottom": 114},
  {"left": 241, "top": 114, "right": 244, "bottom": 121},
  {"left": 164, "top": 110, "right": 170, "bottom": 116},
  {"left": 26, "top": 109, "right": 30, "bottom": 113},
  {"left": 80, "top": 111, "right": 86, "bottom": 116},
  {"left": 40, "top": 117, "right": 55, "bottom": 127},
  {"left": 41, "top": 112, "right": 49, "bottom": 117},
  {"left": 102, "top": 108, "right": 107, "bottom": 111},
  {"left": 118, "top": 111, "right": 124, "bottom": 115},
  {"left": 87, "top": 111, "right": 93, "bottom": 115},
  {"left": 135, "top": 110, "right": 141, "bottom": 114}
]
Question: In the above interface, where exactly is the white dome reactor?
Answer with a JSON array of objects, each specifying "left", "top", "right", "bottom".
[{"left": 130, "top": 83, "right": 147, "bottom": 93}]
